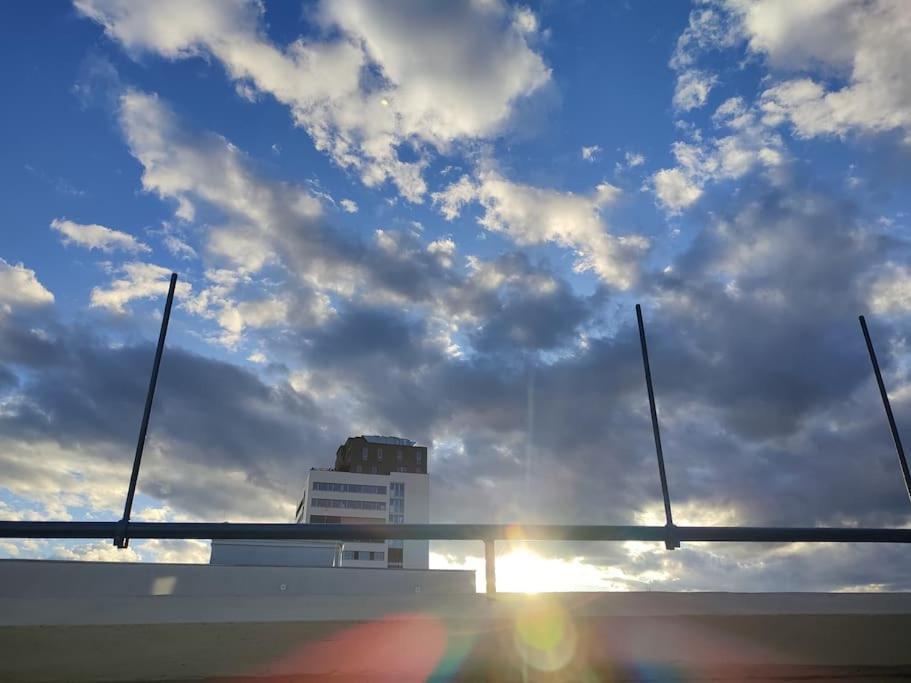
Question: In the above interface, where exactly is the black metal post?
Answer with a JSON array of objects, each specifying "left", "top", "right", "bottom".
[
  {"left": 636, "top": 304, "right": 678, "bottom": 549},
  {"left": 484, "top": 539, "right": 497, "bottom": 594},
  {"left": 859, "top": 315, "right": 911, "bottom": 504},
  {"left": 115, "top": 273, "right": 178, "bottom": 548}
]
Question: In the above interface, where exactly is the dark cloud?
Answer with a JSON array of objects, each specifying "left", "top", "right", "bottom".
[
  {"left": 0, "top": 312, "right": 347, "bottom": 520},
  {"left": 458, "top": 253, "right": 596, "bottom": 353}
]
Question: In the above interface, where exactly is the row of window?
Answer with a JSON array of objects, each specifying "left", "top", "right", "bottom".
[
  {"left": 312, "top": 481, "right": 386, "bottom": 495},
  {"left": 311, "top": 498, "right": 386, "bottom": 511},
  {"left": 389, "top": 498, "right": 404, "bottom": 513},
  {"left": 353, "top": 465, "right": 380, "bottom": 474},
  {"left": 352, "top": 446, "right": 423, "bottom": 465},
  {"left": 342, "top": 550, "right": 384, "bottom": 561},
  {"left": 389, "top": 514, "right": 404, "bottom": 524},
  {"left": 309, "top": 514, "right": 341, "bottom": 523}
]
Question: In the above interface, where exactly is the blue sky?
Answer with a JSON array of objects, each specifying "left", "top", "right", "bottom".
[{"left": 1, "top": 0, "right": 911, "bottom": 590}]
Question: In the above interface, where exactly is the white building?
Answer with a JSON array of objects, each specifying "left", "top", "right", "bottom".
[{"left": 296, "top": 437, "right": 430, "bottom": 569}]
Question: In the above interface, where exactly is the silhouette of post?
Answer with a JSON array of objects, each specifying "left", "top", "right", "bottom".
[
  {"left": 484, "top": 539, "right": 496, "bottom": 594},
  {"left": 859, "top": 315, "right": 911, "bottom": 504},
  {"left": 636, "top": 304, "right": 678, "bottom": 549},
  {"left": 115, "top": 273, "right": 178, "bottom": 548}
]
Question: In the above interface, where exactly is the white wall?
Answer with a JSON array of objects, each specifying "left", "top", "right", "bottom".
[{"left": 302, "top": 469, "right": 430, "bottom": 569}]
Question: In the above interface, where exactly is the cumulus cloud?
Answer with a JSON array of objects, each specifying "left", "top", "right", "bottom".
[
  {"left": 90, "top": 262, "right": 190, "bottom": 313},
  {"left": 114, "top": 88, "right": 600, "bottom": 357},
  {"left": 50, "top": 218, "right": 149, "bottom": 253},
  {"left": 668, "top": 5, "right": 738, "bottom": 113},
  {"left": 580, "top": 145, "right": 601, "bottom": 162},
  {"left": 680, "top": 1, "right": 911, "bottom": 143},
  {"left": 651, "top": 97, "right": 786, "bottom": 213},
  {"left": 743, "top": 0, "right": 911, "bottom": 142},
  {"left": 433, "top": 171, "right": 646, "bottom": 288},
  {"left": 624, "top": 151, "right": 646, "bottom": 168},
  {"left": 339, "top": 198, "right": 358, "bottom": 213},
  {"left": 0, "top": 259, "right": 54, "bottom": 312},
  {"left": 5, "top": 179, "right": 911, "bottom": 590},
  {"left": 76, "top": 0, "right": 551, "bottom": 201},
  {"left": 673, "top": 69, "right": 717, "bottom": 111},
  {"left": 869, "top": 264, "right": 911, "bottom": 314}
]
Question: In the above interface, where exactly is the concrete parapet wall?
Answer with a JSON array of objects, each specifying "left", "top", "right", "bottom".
[{"left": 2, "top": 561, "right": 911, "bottom": 681}]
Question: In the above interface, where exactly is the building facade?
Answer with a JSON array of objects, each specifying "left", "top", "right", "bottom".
[{"left": 296, "top": 436, "right": 429, "bottom": 569}]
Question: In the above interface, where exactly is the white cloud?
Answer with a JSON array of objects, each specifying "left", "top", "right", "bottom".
[
  {"left": 339, "top": 198, "right": 358, "bottom": 213},
  {"left": 0, "top": 259, "right": 54, "bottom": 312},
  {"left": 426, "top": 237, "right": 457, "bottom": 268},
  {"left": 433, "top": 170, "right": 646, "bottom": 288},
  {"left": 118, "top": 89, "right": 321, "bottom": 273},
  {"left": 650, "top": 98, "right": 786, "bottom": 213},
  {"left": 673, "top": 69, "right": 717, "bottom": 111},
  {"left": 431, "top": 174, "right": 478, "bottom": 221},
  {"left": 705, "top": 0, "right": 911, "bottom": 143},
  {"left": 668, "top": 6, "right": 738, "bottom": 114},
  {"left": 624, "top": 151, "right": 646, "bottom": 168},
  {"left": 671, "top": 4, "right": 740, "bottom": 71},
  {"left": 55, "top": 542, "right": 142, "bottom": 563},
  {"left": 50, "top": 217, "right": 149, "bottom": 253},
  {"left": 580, "top": 145, "right": 601, "bottom": 162},
  {"left": 76, "top": 0, "right": 551, "bottom": 201},
  {"left": 869, "top": 264, "right": 911, "bottom": 314},
  {"left": 652, "top": 167, "right": 703, "bottom": 213},
  {"left": 162, "top": 234, "right": 197, "bottom": 260},
  {"left": 90, "top": 262, "right": 191, "bottom": 313},
  {"left": 213, "top": 296, "right": 292, "bottom": 348}
]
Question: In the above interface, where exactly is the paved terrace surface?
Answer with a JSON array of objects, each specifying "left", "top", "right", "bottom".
[{"left": 2, "top": 560, "right": 911, "bottom": 681}]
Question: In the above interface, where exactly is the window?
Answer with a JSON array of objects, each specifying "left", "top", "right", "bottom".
[
  {"left": 362, "top": 447, "right": 368, "bottom": 460},
  {"left": 371, "top": 465, "right": 377, "bottom": 474},
  {"left": 377, "top": 448, "right": 383, "bottom": 461},
  {"left": 310, "top": 514, "right": 341, "bottom": 523},
  {"left": 389, "top": 481, "right": 404, "bottom": 523},
  {"left": 312, "top": 482, "right": 386, "bottom": 495},
  {"left": 397, "top": 450, "right": 403, "bottom": 462},
  {"left": 356, "top": 465, "right": 363, "bottom": 473},
  {"left": 417, "top": 451, "right": 423, "bottom": 465},
  {"left": 342, "top": 550, "right": 385, "bottom": 561},
  {"left": 397, "top": 466, "right": 409, "bottom": 473},
  {"left": 311, "top": 498, "right": 386, "bottom": 511},
  {"left": 388, "top": 547, "right": 403, "bottom": 568}
]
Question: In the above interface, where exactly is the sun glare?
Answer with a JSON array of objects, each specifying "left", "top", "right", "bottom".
[{"left": 431, "top": 546, "right": 639, "bottom": 593}]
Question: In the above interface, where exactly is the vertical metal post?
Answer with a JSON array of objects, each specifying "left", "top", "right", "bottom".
[
  {"left": 636, "top": 304, "right": 678, "bottom": 549},
  {"left": 484, "top": 539, "right": 497, "bottom": 594},
  {"left": 115, "top": 273, "right": 178, "bottom": 548},
  {"left": 859, "top": 315, "right": 911, "bottom": 504}
]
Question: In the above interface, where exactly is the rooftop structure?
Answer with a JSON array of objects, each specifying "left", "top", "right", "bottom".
[{"left": 333, "top": 434, "right": 428, "bottom": 475}]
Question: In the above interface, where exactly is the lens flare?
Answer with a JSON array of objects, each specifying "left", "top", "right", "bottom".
[{"left": 513, "top": 596, "right": 578, "bottom": 672}]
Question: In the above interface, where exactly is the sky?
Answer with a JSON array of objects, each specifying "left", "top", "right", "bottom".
[{"left": 1, "top": 0, "right": 911, "bottom": 592}]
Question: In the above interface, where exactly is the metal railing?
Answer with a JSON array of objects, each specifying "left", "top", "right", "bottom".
[{"left": 1, "top": 273, "right": 909, "bottom": 594}]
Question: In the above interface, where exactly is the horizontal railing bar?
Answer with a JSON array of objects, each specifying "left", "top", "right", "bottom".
[{"left": 2, "top": 521, "right": 911, "bottom": 544}]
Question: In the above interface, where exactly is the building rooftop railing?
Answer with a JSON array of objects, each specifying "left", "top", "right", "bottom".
[{"left": 1, "top": 274, "right": 909, "bottom": 594}]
